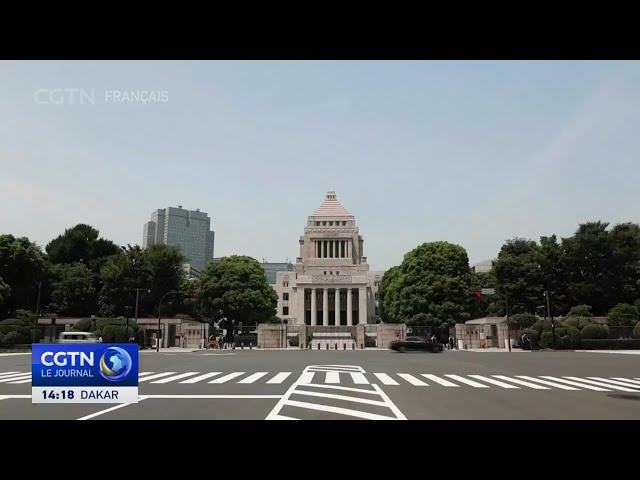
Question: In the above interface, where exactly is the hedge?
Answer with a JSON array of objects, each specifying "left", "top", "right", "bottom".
[
  {"left": 579, "top": 339, "right": 640, "bottom": 350},
  {"left": 581, "top": 324, "right": 609, "bottom": 339},
  {"left": 633, "top": 322, "right": 640, "bottom": 339}
]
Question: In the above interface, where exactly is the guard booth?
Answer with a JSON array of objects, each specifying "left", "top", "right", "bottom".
[{"left": 456, "top": 317, "right": 510, "bottom": 349}]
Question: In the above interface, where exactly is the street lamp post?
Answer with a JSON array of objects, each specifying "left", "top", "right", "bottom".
[
  {"left": 157, "top": 291, "right": 180, "bottom": 352},
  {"left": 544, "top": 291, "right": 556, "bottom": 349},
  {"left": 32, "top": 281, "right": 42, "bottom": 344},
  {"left": 505, "top": 294, "right": 511, "bottom": 352}
]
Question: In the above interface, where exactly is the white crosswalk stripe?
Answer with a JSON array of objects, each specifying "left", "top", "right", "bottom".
[
  {"left": 374, "top": 373, "right": 399, "bottom": 385},
  {"left": 0, "top": 370, "right": 636, "bottom": 392}
]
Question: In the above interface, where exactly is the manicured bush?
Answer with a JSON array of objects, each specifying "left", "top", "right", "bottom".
[
  {"left": 539, "top": 331, "right": 568, "bottom": 349},
  {"left": 73, "top": 318, "right": 93, "bottom": 332},
  {"left": 511, "top": 314, "right": 537, "bottom": 329},
  {"left": 633, "top": 322, "right": 640, "bottom": 339},
  {"left": 579, "top": 339, "right": 640, "bottom": 350},
  {"left": 0, "top": 318, "right": 26, "bottom": 327},
  {"left": 520, "top": 328, "right": 539, "bottom": 350},
  {"left": 581, "top": 324, "right": 609, "bottom": 339},
  {"left": 566, "top": 305, "right": 593, "bottom": 317}
]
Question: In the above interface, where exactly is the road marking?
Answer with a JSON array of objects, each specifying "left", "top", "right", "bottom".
[
  {"left": 0, "top": 374, "right": 31, "bottom": 383},
  {"left": 612, "top": 377, "right": 640, "bottom": 386},
  {"left": 312, "top": 365, "right": 365, "bottom": 371},
  {"left": 349, "top": 372, "right": 369, "bottom": 384},
  {"left": 291, "top": 389, "right": 388, "bottom": 407},
  {"left": 141, "top": 394, "right": 282, "bottom": 399},
  {"left": 269, "top": 414, "right": 299, "bottom": 420},
  {"left": 8, "top": 378, "right": 33, "bottom": 384},
  {"left": 283, "top": 399, "right": 398, "bottom": 420},
  {"left": 563, "top": 376, "right": 639, "bottom": 392},
  {"left": 372, "top": 383, "right": 407, "bottom": 420},
  {"left": 492, "top": 376, "right": 550, "bottom": 390},
  {"left": 469, "top": 375, "right": 520, "bottom": 389},
  {"left": 516, "top": 376, "right": 580, "bottom": 390},
  {"left": 238, "top": 372, "right": 269, "bottom": 384},
  {"left": 398, "top": 374, "right": 428, "bottom": 386},
  {"left": 374, "top": 373, "right": 399, "bottom": 385},
  {"left": 540, "top": 376, "right": 610, "bottom": 391},
  {"left": 296, "top": 383, "right": 380, "bottom": 394},
  {"left": 138, "top": 372, "right": 177, "bottom": 382},
  {"left": 587, "top": 377, "right": 640, "bottom": 389},
  {"left": 421, "top": 374, "right": 459, "bottom": 387},
  {"left": 0, "top": 372, "right": 30, "bottom": 380},
  {"left": 180, "top": 372, "right": 222, "bottom": 383},
  {"left": 0, "top": 395, "right": 31, "bottom": 399},
  {"left": 139, "top": 372, "right": 155, "bottom": 376},
  {"left": 151, "top": 372, "right": 200, "bottom": 384},
  {"left": 0, "top": 353, "right": 30, "bottom": 356},
  {"left": 298, "top": 372, "right": 315, "bottom": 384},
  {"left": 444, "top": 375, "right": 489, "bottom": 388},
  {"left": 325, "top": 371, "right": 341, "bottom": 383},
  {"left": 209, "top": 372, "right": 245, "bottom": 384},
  {"left": 0, "top": 372, "right": 20, "bottom": 378},
  {"left": 267, "top": 372, "right": 291, "bottom": 384},
  {"left": 77, "top": 398, "right": 146, "bottom": 420}
]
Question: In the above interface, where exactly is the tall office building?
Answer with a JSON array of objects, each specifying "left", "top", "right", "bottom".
[{"left": 142, "top": 206, "right": 215, "bottom": 272}]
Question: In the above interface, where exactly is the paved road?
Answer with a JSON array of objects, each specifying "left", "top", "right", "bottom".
[{"left": 1, "top": 349, "right": 640, "bottom": 420}]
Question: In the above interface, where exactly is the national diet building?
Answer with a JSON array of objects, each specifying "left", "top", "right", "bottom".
[{"left": 273, "top": 191, "right": 385, "bottom": 325}]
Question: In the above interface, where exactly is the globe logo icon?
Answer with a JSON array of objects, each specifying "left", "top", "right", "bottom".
[{"left": 99, "top": 347, "right": 132, "bottom": 382}]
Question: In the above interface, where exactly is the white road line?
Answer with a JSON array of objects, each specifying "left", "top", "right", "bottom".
[
  {"left": 270, "top": 414, "right": 299, "bottom": 420},
  {"left": 151, "top": 372, "right": 200, "bottom": 384},
  {"left": 516, "top": 376, "right": 580, "bottom": 390},
  {"left": 142, "top": 395, "right": 282, "bottom": 399},
  {"left": 0, "top": 374, "right": 31, "bottom": 383},
  {"left": 492, "top": 376, "right": 550, "bottom": 390},
  {"left": 349, "top": 372, "right": 369, "bottom": 384},
  {"left": 469, "top": 375, "right": 520, "bottom": 389},
  {"left": 0, "top": 372, "right": 29, "bottom": 381},
  {"left": 8, "top": 377, "right": 33, "bottom": 384},
  {"left": 266, "top": 371, "right": 315, "bottom": 420},
  {"left": 291, "top": 389, "right": 388, "bottom": 407},
  {"left": 267, "top": 372, "right": 292, "bottom": 384},
  {"left": 139, "top": 372, "right": 155, "bottom": 377},
  {"left": 283, "top": 399, "right": 397, "bottom": 420},
  {"left": 209, "top": 372, "right": 245, "bottom": 384},
  {"left": 138, "top": 372, "right": 177, "bottom": 382},
  {"left": 444, "top": 375, "right": 489, "bottom": 388},
  {"left": 563, "top": 377, "right": 638, "bottom": 392},
  {"left": 325, "top": 371, "right": 341, "bottom": 383},
  {"left": 612, "top": 377, "right": 640, "bottom": 386},
  {"left": 180, "top": 372, "right": 221, "bottom": 384},
  {"left": 312, "top": 365, "right": 365, "bottom": 371},
  {"left": 421, "top": 374, "right": 460, "bottom": 387},
  {"left": 77, "top": 398, "right": 146, "bottom": 421},
  {"left": 238, "top": 372, "right": 269, "bottom": 384},
  {"left": 587, "top": 377, "right": 640, "bottom": 389},
  {"left": 374, "top": 373, "right": 399, "bottom": 385},
  {"left": 398, "top": 374, "right": 428, "bottom": 386},
  {"left": 371, "top": 384, "right": 407, "bottom": 420},
  {"left": 0, "top": 372, "right": 20, "bottom": 378},
  {"left": 296, "top": 383, "right": 379, "bottom": 394},
  {"left": 540, "top": 376, "right": 610, "bottom": 391},
  {"left": 298, "top": 372, "right": 315, "bottom": 384},
  {"left": 0, "top": 395, "right": 30, "bottom": 399}
]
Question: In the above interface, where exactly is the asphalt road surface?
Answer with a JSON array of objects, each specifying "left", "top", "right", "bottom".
[{"left": 1, "top": 349, "right": 640, "bottom": 420}]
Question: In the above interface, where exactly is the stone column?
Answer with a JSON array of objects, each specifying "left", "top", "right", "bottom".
[
  {"left": 347, "top": 288, "right": 353, "bottom": 326},
  {"left": 334, "top": 288, "right": 341, "bottom": 326},
  {"left": 358, "top": 287, "right": 367, "bottom": 325},
  {"left": 323, "top": 288, "right": 329, "bottom": 326},
  {"left": 311, "top": 288, "right": 317, "bottom": 326}
]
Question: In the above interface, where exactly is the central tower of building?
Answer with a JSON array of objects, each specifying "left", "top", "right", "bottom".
[{"left": 274, "top": 191, "right": 383, "bottom": 325}]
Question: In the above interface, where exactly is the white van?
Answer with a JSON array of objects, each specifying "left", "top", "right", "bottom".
[{"left": 58, "top": 331, "right": 100, "bottom": 343}]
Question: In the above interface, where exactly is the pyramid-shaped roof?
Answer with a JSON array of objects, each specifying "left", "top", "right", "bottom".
[{"left": 312, "top": 191, "right": 352, "bottom": 217}]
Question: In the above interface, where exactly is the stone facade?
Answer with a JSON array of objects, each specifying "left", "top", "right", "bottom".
[{"left": 273, "top": 191, "right": 384, "bottom": 325}]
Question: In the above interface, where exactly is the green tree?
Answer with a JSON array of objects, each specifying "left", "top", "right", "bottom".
[
  {"left": 0, "top": 277, "right": 10, "bottom": 313},
  {"left": 0, "top": 235, "right": 50, "bottom": 315},
  {"left": 607, "top": 303, "right": 639, "bottom": 327},
  {"left": 45, "top": 224, "right": 120, "bottom": 272},
  {"left": 99, "top": 245, "right": 151, "bottom": 317},
  {"left": 378, "top": 242, "right": 472, "bottom": 325},
  {"left": 48, "top": 262, "right": 97, "bottom": 317},
  {"left": 469, "top": 270, "right": 499, "bottom": 318},
  {"left": 198, "top": 256, "right": 278, "bottom": 326},
  {"left": 493, "top": 238, "right": 545, "bottom": 315},
  {"left": 538, "top": 235, "right": 568, "bottom": 315},
  {"left": 142, "top": 244, "right": 186, "bottom": 317},
  {"left": 377, "top": 266, "right": 401, "bottom": 323},
  {"left": 566, "top": 304, "right": 593, "bottom": 317}
]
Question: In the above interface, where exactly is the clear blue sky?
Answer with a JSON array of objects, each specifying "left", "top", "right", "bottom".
[{"left": 1, "top": 60, "right": 639, "bottom": 271}]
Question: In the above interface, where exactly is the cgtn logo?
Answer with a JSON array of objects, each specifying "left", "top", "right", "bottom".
[
  {"left": 38, "top": 346, "right": 132, "bottom": 381},
  {"left": 41, "top": 351, "right": 94, "bottom": 367},
  {"left": 99, "top": 347, "right": 133, "bottom": 382}
]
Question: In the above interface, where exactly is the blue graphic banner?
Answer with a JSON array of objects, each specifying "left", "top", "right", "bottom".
[{"left": 32, "top": 343, "right": 139, "bottom": 387}]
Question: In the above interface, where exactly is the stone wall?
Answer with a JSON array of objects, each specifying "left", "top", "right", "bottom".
[
  {"left": 377, "top": 323, "right": 407, "bottom": 349},
  {"left": 257, "top": 324, "right": 287, "bottom": 348}
]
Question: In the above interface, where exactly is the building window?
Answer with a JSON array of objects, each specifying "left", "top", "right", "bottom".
[
  {"left": 283, "top": 292, "right": 289, "bottom": 301},
  {"left": 283, "top": 306, "right": 289, "bottom": 316},
  {"left": 283, "top": 281, "right": 289, "bottom": 287},
  {"left": 316, "top": 221, "right": 320, "bottom": 226},
  {"left": 324, "top": 271, "right": 327, "bottom": 275}
]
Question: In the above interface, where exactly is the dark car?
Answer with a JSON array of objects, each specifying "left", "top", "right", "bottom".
[{"left": 390, "top": 336, "right": 444, "bottom": 353}]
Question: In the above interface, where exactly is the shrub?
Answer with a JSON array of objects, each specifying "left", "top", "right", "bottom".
[
  {"left": 555, "top": 327, "right": 567, "bottom": 338},
  {"left": 539, "top": 332, "right": 568, "bottom": 349},
  {"left": 95, "top": 317, "right": 138, "bottom": 330},
  {"left": 0, "top": 318, "right": 26, "bottom": 327},
  {"left": 510, "top": 314, "right": 537, "bottom": 329},
  {"left": 101, "top": 325, "right": 117, "bottom": 343},
  {"left": 608, "top": 303, "right": 640, "bottom": 327},
  {"left": 73, "top": 318, "right": 93, "bottom": 332},
  {"left": 565, "top": 317, "right": 593, "bottom": 330},
  {"left": 566, "top": 305, "right": 593, "bottom": 317},
  {"left": 539, "top": 332, "right": 553, "bottom": 348},
  {"left": 365, "top": 336, "right": 376, "bottom": 347},
  {"left": 564, "top": 325, "right": 580, "bottom": 336},
  {"left": 288, "top": 336, "right": 299, "bottom": 347},
  {"left": 520, "top": 328, "right": 539, "bottom": 350},
  {"left": 633, "top": 322, "right": 640, "bottom": 339},
  {"left": 581, "top": 324, "right": 609, "bottom": 339}
]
